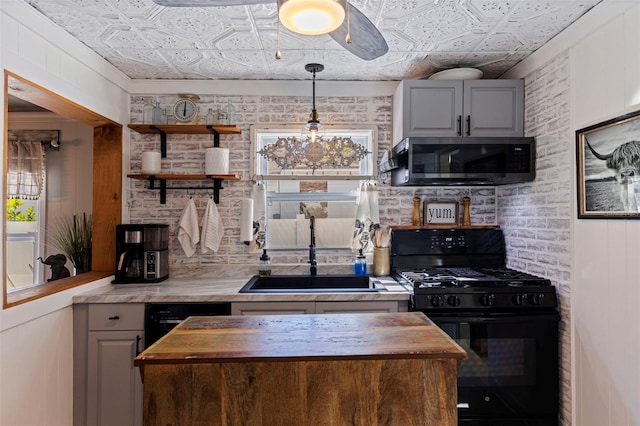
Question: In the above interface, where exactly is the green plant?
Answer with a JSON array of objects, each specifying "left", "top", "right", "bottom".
[
  {"left": 6, "top": 199, "right": 37, "bottom": 221},
  {"left": 52, "top": 213, "right": 92, "bottom": 272}
]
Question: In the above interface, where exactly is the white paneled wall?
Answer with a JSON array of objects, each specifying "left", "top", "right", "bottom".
[
  {"left": 507, "top": 1, "right": 640, "bottom": 425},
  {"left": 0, "top": 307, "right": 73, "bottom": 425},
  {"left": 0, "top": 2, "right": 129, "bottom": 426},
  {"left": 572, "top": 3, "right": 640, "bottom": 425}
]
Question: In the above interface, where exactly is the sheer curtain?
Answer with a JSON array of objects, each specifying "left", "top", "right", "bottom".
[{"left": 6, "top": 130, "right": 54, "bottom": 199}]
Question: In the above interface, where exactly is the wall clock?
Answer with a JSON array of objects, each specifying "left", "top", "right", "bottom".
[{"left": 173, "top": 98, "right": 198, "bottom": 124}]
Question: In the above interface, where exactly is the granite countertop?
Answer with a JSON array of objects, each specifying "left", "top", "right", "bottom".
[{"left": 72, "top": 264, "right": 410, "bottom": 304}]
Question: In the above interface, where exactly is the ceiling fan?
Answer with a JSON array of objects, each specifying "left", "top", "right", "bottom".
[{"left": 151, "top": 0, "right": 389, "bottom": 61}]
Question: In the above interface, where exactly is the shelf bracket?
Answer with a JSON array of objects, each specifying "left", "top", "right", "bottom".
[
  {"left": 206, "top": 126, "right": 220, "bottom": 147},
  {"left": 149, "top": 126, "right": 168, "bottom": 157},
  {"left": 146, "top": 176, "right": 223, "bottom": 204}
]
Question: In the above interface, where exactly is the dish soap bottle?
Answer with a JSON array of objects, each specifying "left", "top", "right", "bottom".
[
  {"left": 354, "top": 249, "right": 367, "bottom": 276},
  {"left": 258, "top": 249, "right": 271, "bottom": 277}
]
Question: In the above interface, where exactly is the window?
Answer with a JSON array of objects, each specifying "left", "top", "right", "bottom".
[{"left": 250, "top": 125, "right": 377, "bottom": 250}]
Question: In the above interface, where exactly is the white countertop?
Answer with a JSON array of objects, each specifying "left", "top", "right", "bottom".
[{"left": 72, "top": 264, "right": 410, "bottom": 304}]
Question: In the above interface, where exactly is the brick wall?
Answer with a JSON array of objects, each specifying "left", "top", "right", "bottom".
[
  {"left": 497, "top": 53, "right": 572, "bottom": 424},
  {"left": 129, "top": 93, "right": 497, "bottom": 267}
]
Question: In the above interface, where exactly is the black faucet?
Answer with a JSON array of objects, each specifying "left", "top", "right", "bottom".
[{"left": 309, "top": 215, "right": 317, "bottom": 276}]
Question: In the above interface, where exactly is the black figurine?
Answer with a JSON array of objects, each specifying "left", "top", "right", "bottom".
[{"left": 38, "top": 254, "right": 71, "bottom": 281}]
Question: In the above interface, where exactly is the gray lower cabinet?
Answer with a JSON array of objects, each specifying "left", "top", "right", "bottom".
[
  {"left": 74, "top": 303, "right": 144, "bottom": 426},
  {"left": 392, "top": 79, "right": 524, "bottom": 142},
  {"left": 232, "top": 300, "right": 406, "bottom": 315}
]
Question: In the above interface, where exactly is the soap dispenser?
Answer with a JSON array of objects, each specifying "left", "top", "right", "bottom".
[
  {"left": 354, "top": 249, "right": 367, "bottom": 276},
  {"left": 258, "top": 249, "right": 271, "bottom": 277}
]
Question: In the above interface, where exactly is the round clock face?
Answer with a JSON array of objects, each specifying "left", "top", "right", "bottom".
[{"left": 173, "top": 99, "right": 198, "bottom": 123}]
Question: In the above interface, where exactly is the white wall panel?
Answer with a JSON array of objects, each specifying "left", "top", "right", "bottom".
[
  {"left": 571, "top": 3, "right": 640, "bottom": 425},
  {"left": 623, "top": 6, "right": 640, "bottom": 110},
  {"left": 0, "top": 1, "right": 129, "bottom": 425}
]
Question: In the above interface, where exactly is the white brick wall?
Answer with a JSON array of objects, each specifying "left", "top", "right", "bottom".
[
  {"left": 128, "top": 94, "right": 497, "bottom": 267},
  {"left": 497, "top": 52, "right": 572, "bottom": 425}
]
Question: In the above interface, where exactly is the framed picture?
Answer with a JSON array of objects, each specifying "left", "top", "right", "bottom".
[
  {"left": 423, "top": 201, "right": 459, "bottom": 225},
  {"left": 576, "top": 109, "right": 640, "bottom": 218}
]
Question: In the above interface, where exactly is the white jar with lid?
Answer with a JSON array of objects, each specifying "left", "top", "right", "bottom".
[{"left": 141, "top": 150, "right": 161, "bottom": 174}]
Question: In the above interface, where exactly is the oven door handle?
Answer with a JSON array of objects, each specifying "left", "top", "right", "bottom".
[{"left": 458, "top": 321, "right": 471, "bottom": 346}]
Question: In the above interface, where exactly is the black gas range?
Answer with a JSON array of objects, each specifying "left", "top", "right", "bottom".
[
  {"left": 391, "top": 227, "right": 557, "bottom": 312},
  {"left": 391, "top": 227, "right": 559, "bottom": 426}
]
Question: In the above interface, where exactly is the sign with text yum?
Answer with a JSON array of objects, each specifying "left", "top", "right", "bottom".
[{"left": 424, "top": 201, "right": 459, "bottom": 225}]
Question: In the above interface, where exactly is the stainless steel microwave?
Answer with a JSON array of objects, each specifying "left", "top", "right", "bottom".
[{"left": 389, "top": 137, "right": 536, "bottom": 186}]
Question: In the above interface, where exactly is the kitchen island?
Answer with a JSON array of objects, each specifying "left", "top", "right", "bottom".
[{"left": 134, "top": 311, "right": 466, "bottom": 426}]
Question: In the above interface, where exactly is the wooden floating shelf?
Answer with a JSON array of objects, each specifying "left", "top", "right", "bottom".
[
  {"left": 128, "top": 124, "right": 241, "bottom": 157},
  {"left": 127, "top": 124, "right": 241, "bottom": 135}
]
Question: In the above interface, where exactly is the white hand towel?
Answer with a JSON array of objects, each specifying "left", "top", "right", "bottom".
[
  {"left": 178, "top": 199, "right": 199, "bottom": 257},
  {"left": 200, "top": 198, "right": 224, "bottom": 254}
]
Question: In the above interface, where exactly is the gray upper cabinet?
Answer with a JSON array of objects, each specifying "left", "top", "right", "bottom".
[{"left": 392, "top": 79, "right": 524, "bottom": 144}]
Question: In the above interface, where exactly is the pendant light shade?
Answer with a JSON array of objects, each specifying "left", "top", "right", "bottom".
[{"left": 278, "top": 0, "right": 345, "bottom": 35}]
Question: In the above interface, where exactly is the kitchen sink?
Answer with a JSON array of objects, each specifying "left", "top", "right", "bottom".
[{"left": 239, "top": 274, "right": 381, "bottom": 293}]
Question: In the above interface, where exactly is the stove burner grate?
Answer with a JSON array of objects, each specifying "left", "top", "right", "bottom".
[{"left": 398, "top": 267, "right": 552, "bottom": 288}]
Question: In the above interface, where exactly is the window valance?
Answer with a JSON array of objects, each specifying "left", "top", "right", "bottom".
[{"left": 7, "top": 130, "right": 58, "bottom": 199}]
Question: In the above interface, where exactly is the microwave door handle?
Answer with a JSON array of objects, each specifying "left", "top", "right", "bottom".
[{"left": 457, "top": 115, "right": 462, "bottom": 136}]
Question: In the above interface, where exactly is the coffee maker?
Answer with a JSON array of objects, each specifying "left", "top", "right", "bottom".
[{"left": 114, "top": 224, "right": 169, "bottom": 283}]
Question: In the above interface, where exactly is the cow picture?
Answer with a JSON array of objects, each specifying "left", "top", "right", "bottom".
[{"left": 577, "top": 110, "right": 640, "bottom": 218}]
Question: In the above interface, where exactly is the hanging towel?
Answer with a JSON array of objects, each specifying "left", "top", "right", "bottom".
[
  {"left": 352, "top": 183, "right": 372, "bottom": 252},
  {"left": 200, "top": 198, "right": 224, "bottom": 254},
  {"left": 178, "top": 198, "right": 199, "bottom": 257},
  {"left": 249, "top": 183, "right": 267, "bottom": 253},
  {"left": 367, "top": 183, "right": 380, "bottom": 225}
]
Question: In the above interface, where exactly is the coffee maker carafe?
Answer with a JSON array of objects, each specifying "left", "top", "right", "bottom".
[{"left": 114, "top": 224, "right": 169, "bottom": 283}]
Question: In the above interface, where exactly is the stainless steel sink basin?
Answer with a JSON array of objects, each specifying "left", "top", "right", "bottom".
[{"left": 239, "top": 274, "right": 380, "bottom": 293}]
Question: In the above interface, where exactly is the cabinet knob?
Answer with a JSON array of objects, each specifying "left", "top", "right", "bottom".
[{"left": 108, "top": 315, "right": 120, "bottom": 320}]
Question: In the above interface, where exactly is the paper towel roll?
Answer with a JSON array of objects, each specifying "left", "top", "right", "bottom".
[
  {"left": 141, "top": 150, "right": 161, "bottom": 174},
  {"left": 240, "top": 198, "right": 254, "bottom": 242},
  {"left": 205, "top": 147, "right": 229, "bottom": 175}
]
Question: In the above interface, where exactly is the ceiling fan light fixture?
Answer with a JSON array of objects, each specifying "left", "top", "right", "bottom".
[{"left": 278, "top": 0, "right": 345, "bottom": 35}]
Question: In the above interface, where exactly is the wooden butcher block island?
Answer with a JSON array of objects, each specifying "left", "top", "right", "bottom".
[{"left": 134, "top": 312, "right": 466, "bottom": 426}]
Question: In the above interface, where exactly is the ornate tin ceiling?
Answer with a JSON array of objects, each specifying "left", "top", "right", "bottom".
[{"left": 23, "top": 0, "right": 603, "bottom": 80}]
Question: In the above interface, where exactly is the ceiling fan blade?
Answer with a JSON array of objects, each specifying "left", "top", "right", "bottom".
[
  {"left": 329, "top": 4, "right": 388, "bottom": 61},
  {"left": 152, "top": 0, "right": 267, "bottom": 6}
]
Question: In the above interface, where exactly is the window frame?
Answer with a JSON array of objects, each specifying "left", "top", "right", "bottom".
[{"left": 250, "top": 124, "right": 378, "bottom": 250}]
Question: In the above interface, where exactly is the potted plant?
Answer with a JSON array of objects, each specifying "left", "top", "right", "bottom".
[
  {"left": 6, "top": 199, "right": 37, "bottom": 233},
  {"left": 52, "top": 213, "right": 92, "bottom": 275}
]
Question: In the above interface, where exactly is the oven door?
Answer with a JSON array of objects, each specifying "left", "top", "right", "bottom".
[{"left": 428, "top": 312, "right": 559, "bottom": 423}]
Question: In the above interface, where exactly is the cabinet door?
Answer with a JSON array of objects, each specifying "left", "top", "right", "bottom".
[
  {"left": 399, "top": 80, "right": 464, "bottom": 138},
  {"left": 87, "top": 330, "right": 143, "bottom": 426},
  {"left": 231, "top": 301, "right": 315, "bottom": 315},
  {"left": 315, "top": 301, "right": 399, "bottom": 314},
  {"left": 463, "top": 80, "right": 524, "bottom": 137}
]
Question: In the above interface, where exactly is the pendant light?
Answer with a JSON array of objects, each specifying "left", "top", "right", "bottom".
[
  {"left": 278, "top": 0, "right": 345, "bottom": 36},
  {"left": 302, "top": 63, "right": 325, "bottom": 143}
]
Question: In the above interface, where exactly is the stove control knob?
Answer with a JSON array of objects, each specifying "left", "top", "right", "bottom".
[
  {"left": 529, "top": 293, "right": 545, "bottom": 305},
  {"left": 447, "top": 295, "right": 461, "bottom": 307},
  {"left": 430, "top": 295, "right": 444, "bottom": 307},
  {"left": 480, "top": 294, "right": 496, "bottom": 306},
  {"left": 512, "top": 294, "right": 525, "bottom": 306}
]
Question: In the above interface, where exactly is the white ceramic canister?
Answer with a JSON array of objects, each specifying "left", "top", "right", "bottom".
[
  {"left": 205, "top": 147, "right": 230, "bottom": 175},
  {"left": 141, "top": 150, "right": 162, "bottom": 174}
]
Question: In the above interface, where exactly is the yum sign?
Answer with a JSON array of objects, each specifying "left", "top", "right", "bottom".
[{"left": 424, "top": 201, "right": 459, "bottom": 225}]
